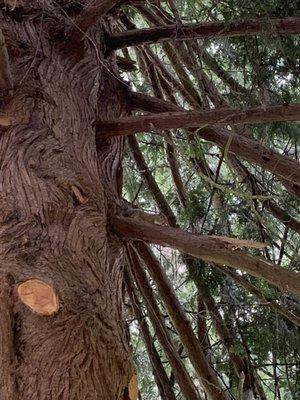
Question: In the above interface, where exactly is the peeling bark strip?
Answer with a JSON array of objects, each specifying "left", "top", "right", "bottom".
[
  {"left": 98, "top": 104, "right": 300, "bottom": 137},
  {"left": 0, "top": 276, "right": 16, "bottom": 400},
  {"left": 108, "top": 17, "right": 300, "bottom": 50},
  {"left": 112, "top": 216, "right": 300, "bottom": 296}
]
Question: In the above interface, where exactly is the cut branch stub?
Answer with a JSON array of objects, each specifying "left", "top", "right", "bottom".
[
  {"left": 128, "top": 372, "right": 139, "bottom": 400},
  {"left": 17, "top": 279, "right": 59, "bottom": 316}
]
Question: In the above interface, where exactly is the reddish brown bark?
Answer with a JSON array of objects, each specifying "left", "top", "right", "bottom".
[
  {"left": 112, "top": 216, "right": 300, "bottom": 296},
  {"left": 70, "top": 0, "right": 121, "bottom": 39},
  {"left": 108, "top": 17, "right": 300, "bottom": 50},
  {"left": 0, "top": 9, "right": 132, "bottom": 400},
  {"left": 0, "top": 275, "right": 16, "bottom": 400}
]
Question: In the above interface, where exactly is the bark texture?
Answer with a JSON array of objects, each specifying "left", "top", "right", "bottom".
[
  {"left": 0, "top": 8, "right": 132, "bottom": 400},
  {"left": 0, "top": 275, "right": 16, "bottom": 400}
]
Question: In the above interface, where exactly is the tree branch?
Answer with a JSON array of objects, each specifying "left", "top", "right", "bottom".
[
  {"left": 133, "top": 243, "right": 227, "bottom": 400},
  {"left": 216, "top": 266, "right": 300, "bottom": 327},
  {"left": 125, "top": 247, "right": 200, "bottom": 400},
  {"left": 128, "top": 135, "right": 177, "bottom": 227},
  {"left": 112, "top": 216, "right": 300, "bottom": 296},
  {"left": 98, "top": 100, "right": 300, "bottom": 191},
  {"left": 124, "top": 268, "right": 177, "bottom": 400},
  {"left": 98, "top": 104, "right": 300, "bottom": 137},
  {"left": 108, "top": 17, "right": 300, "bottom": 50}
]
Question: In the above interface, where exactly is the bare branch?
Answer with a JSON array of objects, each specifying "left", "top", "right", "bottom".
[
  {"left": 108, "top": 17, "right": 300, "bottom": 50},
  {"left": 128, "top": 135, "right": 177, "bottom": 227},
  {"left": 98, "top": 104, "right": 300, "bottom": 137},
  {"left": 133, "top": 243, "right": 227, "bottom": 400},
  {"left": 216, "top": 266, "right": 300, "bottom": 327},
  {"left": 124, "top": 268, "right": 177, "bottom": 400},
  {"left": 112, "top": 216, "right": 300, "bottom": 296},
  {"left": 98, "top": 102, "right": 300, "bottom": 191},
  {"left": 126, "top": 248, "right": 200, "bottom": 400}
]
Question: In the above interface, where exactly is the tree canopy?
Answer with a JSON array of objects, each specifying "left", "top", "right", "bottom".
[
  {"left": 111, "top": 1, "right": 300, "bottom": 398},
  {"left": 0, "top": 0, "right": 299, "bottom": 399}
]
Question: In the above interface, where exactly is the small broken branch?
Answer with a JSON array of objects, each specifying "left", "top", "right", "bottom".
[
  {"left": 98, "top": 104, "right": 300, "bottom": 138},
  {"left": 108, "top": 17, "right": 300, "bottom": 50},
  {"left": 70, "top": 0, "right": 121, "bottom": 40},
  {"left": 112, "top": 216, "right": 300, "bottom": 296}
]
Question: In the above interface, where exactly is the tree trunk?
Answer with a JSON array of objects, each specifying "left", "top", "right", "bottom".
[
  {"left": 0, "top": 13, "right": 133, "bottom": 399},
  {"left": 0, "top": 275, "right": 16, "bottom": 400}
]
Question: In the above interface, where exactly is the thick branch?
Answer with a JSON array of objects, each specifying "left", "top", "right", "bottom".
[
  {"left": 98, "top": 104, "right": 300, "bottom": 137},
  {"left": 124, "top": 270, "right": 177, "bottom": 400},
  {"left": 112, "top": 216, "right": 300, "bottom": 296},
  {"left": 0, "top": 276, "right": 16, "bottom": 400},
  {"left": 108, "top": 93, "right": 300, "bottom": 191},
  {"left": 126, "top": 248, "right": 200, "bottom": 400},
  {"left": 108, "top": 17, "right": 300, "bottom": 50},
  {"left": 133, "top": 243, "right": 227, "bottom": 400}
]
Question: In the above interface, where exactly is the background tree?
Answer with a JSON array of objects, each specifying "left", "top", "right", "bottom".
[{"left": 0, "top": 0, "right": 299, "bottom": 399}]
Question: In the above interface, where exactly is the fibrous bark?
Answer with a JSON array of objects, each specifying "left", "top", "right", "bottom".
[
  {"left": 0, "top": 8, "right": 133, "bottom": 399},
  {"left": 0, "top": 275, "right": 16, "bottom": 400}
]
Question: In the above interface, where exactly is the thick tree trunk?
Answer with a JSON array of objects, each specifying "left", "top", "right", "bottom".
[{"left": 0, "top": 12, "right": 132, "bottom": 400}]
